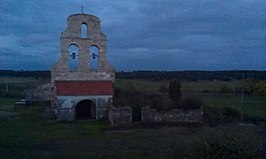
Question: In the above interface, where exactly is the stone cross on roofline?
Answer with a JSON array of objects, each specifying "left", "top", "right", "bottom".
[{"left": 81, "top": 6, "right": 84, "bottom": 14}]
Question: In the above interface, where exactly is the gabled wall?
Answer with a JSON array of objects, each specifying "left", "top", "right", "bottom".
[{"left": 51, "top": 13, "right": 115, "bottom": 121}]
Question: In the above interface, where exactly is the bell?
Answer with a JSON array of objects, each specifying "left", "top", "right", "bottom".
[
  {"left": 92, "top": 53, "right": 97, "bottom": 59},
  {"left": 71, "top": 53, "right": 76, "bottom": 59}
]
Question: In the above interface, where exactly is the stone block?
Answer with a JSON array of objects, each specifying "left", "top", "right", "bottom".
[{"left": 108, "top": 106, "right": 132, "bottom": 125}]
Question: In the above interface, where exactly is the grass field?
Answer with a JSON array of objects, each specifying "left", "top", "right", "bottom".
[
  {"left": 0, "top": 78, "right": 265, "bottom": 158},
  {"left": 115, "top": 79, "right": 243, "bottom": 93},
  {"left": 0, "top": 77, "right": 49, "bottom": 97}
]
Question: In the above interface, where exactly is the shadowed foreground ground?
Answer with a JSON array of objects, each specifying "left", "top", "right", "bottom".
[{"left": 0, "top": 103, "right": 264, "bottom": 159}]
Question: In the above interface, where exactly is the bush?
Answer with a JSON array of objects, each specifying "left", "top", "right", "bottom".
[
  {"left": 149, "top": 93, "right": 175, "bottom": 111},
  {"left": 219, "top": 83, "right": 233, "bottom": 93},
  {"left": 159, "top": 83, "right": 168, "bottom": 92},
  {"left": 222, "top": 107, "right": 240, "bottom": 120},
  {"left": 126, "top": 80, "right": 136, "bottom": 92},
  {"left": 245, "top": 77, "right": 259, "bottom": 94},
  {"left": 200, "top": 131, "right": 262, "bottom": 159},
  {"left": 254, "top": 81, "right": 266, "bottom": 96},
  {"left": 169, "top": 79, "right": 181, "bottom": 103},
  {"left": 204, "top": 106, "right": 241, "bottom": 126},
  {"left": 113, "top": 86, "right": 146, "bottom": 121},
  {"left": 175, "top": 96, "right": 203, "bottom": 110},
  {"left": 150, "top": 94, "right": 163, "bottom": 110}
]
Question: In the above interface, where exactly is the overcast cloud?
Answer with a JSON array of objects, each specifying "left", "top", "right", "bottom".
[{"left": 0, "top": 0, "right": 265, "bottom": 71}]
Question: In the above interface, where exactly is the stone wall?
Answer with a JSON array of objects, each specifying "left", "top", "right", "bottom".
[
  {"left": 108, "top": 106, "right": 132, "bottom": 125},
  {"left": 141, "top": 106, "right": 203, "bottom": 123},
  {"left": 24, "top": 83, "right": 51, "bottom": 102},
  {"left": 56, "top": 95, "right": 112, "bottom": 121}
]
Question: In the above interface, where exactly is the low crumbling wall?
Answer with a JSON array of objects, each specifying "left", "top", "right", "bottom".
[
  {"left": 25, "top": 83, "right": 51, "bottom": 101},
  {"left": 108, "top": 106, "right": 132, "bottom": 125},
  {"left": 141, "top": 106, "right": 203, "bottom": 123}
]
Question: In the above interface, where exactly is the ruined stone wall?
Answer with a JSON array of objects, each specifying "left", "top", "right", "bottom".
[
  {"left": 108, "top": 106, "right": 132, "bottom": 125},
  {"left": 141, "top": 106, "right": 203, "bottom": 123}
]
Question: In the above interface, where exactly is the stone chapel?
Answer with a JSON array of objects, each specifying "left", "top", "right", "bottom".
[{"left": 51, "top": 13, "right": 115, "bottom": 121}]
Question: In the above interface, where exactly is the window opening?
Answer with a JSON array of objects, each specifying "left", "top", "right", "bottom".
[
  {"left": 81, "top": 23, "right": 88, "bottom": 38},
  {"left": 89, "top": 46, "right": 99, "bottom": 69},
  {"left": 68, "top": 44, "right": 79, "bottom": 70}
]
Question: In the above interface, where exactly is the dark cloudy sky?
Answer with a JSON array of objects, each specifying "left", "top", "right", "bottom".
[{"left": 0, "top": 0, "right": 265, "bottom": 71}]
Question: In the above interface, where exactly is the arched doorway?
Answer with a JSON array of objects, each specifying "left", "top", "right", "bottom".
[{"left": 75, "top": 100, "right": 96, "bottom": 119}]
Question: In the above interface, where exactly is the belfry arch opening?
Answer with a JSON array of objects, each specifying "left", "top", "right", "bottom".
[
  {"left": 81, "top": 23, "right": 88, "bottom": 38},
  {"left": 68, "top": 44, "right": 79, "bottom": 70},
  {"left": 75, "top": 100, "right": 96, "bottom": 120},
  {"left": 89, "top": 45, "right": 99, "bottom": 69}
]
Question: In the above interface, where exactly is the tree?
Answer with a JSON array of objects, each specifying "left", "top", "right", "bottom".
[
  {"left": 254, "top": 81, "right": 266, "bottom": 96},
  {"left": 219, "top": 83, "right": 233, "bottom": 93},
  {"left": 244, "top": 77, "right": 259, "bottom": 94},
  {"left": 168, "top": 79, "right": 181, "bottom": 103}
]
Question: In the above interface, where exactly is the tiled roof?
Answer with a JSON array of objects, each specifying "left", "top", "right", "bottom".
[{"left": 55, "top": 81, "right": 113, "bottom": 96}]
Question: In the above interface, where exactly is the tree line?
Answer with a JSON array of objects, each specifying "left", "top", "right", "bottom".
[
  {"left": 1, "top": 70, "right": 266, "bottom": 81},
  {"left": 0, "top": 70, "right": 50, "bottom": 79},
  {"left": 116, "top": 70, "right": 266, "bottom": 81}
]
